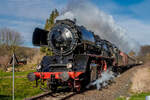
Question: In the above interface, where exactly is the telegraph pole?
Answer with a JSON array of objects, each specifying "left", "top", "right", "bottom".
[{"left": 12, "top": 53, "right": 15, "bottom": 100}]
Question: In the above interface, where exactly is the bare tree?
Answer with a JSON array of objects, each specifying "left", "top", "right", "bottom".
[
  {"left": 0, "top": 28, "right": 23, "bottom": 53},
  {"left": 139, "top": 45, "right": 150, "bottom": 56},
  {"left": 0, "top": 28, "right": 23, "bottom": 71}
]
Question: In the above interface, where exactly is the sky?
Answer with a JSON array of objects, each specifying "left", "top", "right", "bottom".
[{"left": 0, "top": 0, "right": 149, "bottom": 47}]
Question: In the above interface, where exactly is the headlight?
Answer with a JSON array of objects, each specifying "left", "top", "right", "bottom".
[
  {"left": 67, "top": 63, "right": 72, "bottom": 69},
  {"left": 36, "top": 64, "right": 41, "bottom": 70}
]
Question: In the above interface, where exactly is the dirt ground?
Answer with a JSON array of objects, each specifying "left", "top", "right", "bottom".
[
  {"left": 41, "top": 63, "right": 150, "bottom": 100},
  {"left": 130, "top": 63, "right": 150, "bottom": 93}
]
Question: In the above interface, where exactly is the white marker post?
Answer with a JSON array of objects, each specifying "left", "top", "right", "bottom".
[
  {"left": 12, "top": 53, "right": 15, "bottom": 100},
  {"left": 146, "top": 96, "right": 150, "bottom": 100}
]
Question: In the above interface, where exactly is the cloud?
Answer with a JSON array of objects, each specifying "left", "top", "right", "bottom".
[
  {"left": 116, "top": 16, "right": 150, "bottom": 45},
  {"left": 0, "top": 18, "right": 43, "bottom": 47},
  {"left": 0, "top": 0, "right": 67, "bottom": 47},
  {"left": 0, "top": 0, "right": 66, "bottom": 20},
  {"left": 94, "top": 0, "right": 150, "bottom": 46}
]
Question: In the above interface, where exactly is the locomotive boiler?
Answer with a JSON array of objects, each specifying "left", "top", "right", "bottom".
[{"left": 27, "top": 19, "right": 136, "bottom": 92}]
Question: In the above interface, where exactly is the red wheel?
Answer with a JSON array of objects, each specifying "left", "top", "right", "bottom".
[{"left": 74, "top": 80, "right": 81, "bottom": 92}]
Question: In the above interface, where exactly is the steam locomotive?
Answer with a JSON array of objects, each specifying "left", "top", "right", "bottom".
[{"left": 27, "top": 19, "right": 136, "bottom": 92}]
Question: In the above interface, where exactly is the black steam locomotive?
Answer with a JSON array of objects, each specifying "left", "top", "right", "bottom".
[{"left": 27, "top": 19, "right": 136, "bottom": 92}]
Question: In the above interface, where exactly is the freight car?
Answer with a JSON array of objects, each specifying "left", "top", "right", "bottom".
[{"left": 27, "top": 19, "right": 137, "bottom": 92}]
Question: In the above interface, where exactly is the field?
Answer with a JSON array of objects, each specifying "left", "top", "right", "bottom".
[{"left": 0, "top": 69, "right": 43, "bottom": 100}]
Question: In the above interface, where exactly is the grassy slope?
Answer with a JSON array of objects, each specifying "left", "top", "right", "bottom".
[
  {"left": 116, "top": 92, "right": 150, "bottom": 100},
  {"left": 0, "top": 70, "right": 43, "bottom": 100}
]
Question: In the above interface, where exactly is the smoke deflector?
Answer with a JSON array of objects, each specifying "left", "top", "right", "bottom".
[{"left": 32, "top": 28, "right": 49, "bottom": 46}]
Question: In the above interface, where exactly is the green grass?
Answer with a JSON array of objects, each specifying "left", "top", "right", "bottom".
[
  {"left": 116, "top": 92, "right": 150, "bottom": 100},
  {"left": 116, "top": 97, "right": 126, "bottom": 100},
  {"left": 0, "top": 70, "right": 12, "bottom": 77},
  {"left": 130, "top": 92, "right": 150, "bottom": 100},
  {"left": 0, "top": 70, "right": 43, "bottom": 100},
  {"left": 0, "top": 69, "right": 35, "bottom": 77}
]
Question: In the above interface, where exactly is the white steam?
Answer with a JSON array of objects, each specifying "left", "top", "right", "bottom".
[
  {"left": 56, "top": 1, "right": 140, "bottom": 53},
  {"left": 86, "top": 70, "right": 115, "bottom": 90}
]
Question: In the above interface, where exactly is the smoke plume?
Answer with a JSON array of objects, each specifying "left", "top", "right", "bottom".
[
  {"left": 86, "top": 70, "right": 115, "bottom": 90},
  {"left": 56, "top": 0, "right": 140, "bottom": 53}
]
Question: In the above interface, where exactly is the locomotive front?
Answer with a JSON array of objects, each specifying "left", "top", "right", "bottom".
[
  {"left": 49, "top": 20, "right": 78, "bottom": 55},
  {"left": 28, "top": 19, "right": 97, "bottom": 91}
]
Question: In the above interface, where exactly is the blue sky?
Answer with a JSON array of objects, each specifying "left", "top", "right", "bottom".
[{"left": 0, "top": 0, "right": 149, "bottom": 47}]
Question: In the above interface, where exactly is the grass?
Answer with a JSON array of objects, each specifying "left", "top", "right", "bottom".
[
  {"left": 116, "top": 97, "right": 126, "bottom": 100},
  {"left": 0, "top": 70, "right": 35, "bottom": 77},
  {"left": 116, "top": 92, "right": 150, "bottom": 100},
  {"left": 0, "top": 69, "right": 43, "bottom": 100},
  {"left": 130, "top": 92, "right": 150, "bottom": 100}
]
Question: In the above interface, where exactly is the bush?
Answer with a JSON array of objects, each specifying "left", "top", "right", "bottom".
[
  {"left": 0, "top": 45, "right": 42, "bottom": 71},
  {"left": 27, "top": 50, "right": 45, "bottom": 65},
  {"left": 0, "top": 55, "right": 10, "bottom": 71},
  {"left": 40, "top": 47, "right": 53, "bottom": 56}
]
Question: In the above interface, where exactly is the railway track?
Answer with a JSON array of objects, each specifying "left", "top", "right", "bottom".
[{"left": 24, "top": 91, "right": 77, "bottom": 100}]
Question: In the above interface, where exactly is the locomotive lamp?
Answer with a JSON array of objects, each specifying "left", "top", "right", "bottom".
[
  {"left": 67, "top": 63, "right": 72, "bottom": 69},
  {"left": 36, "top": 64, "right": 41, "bottom": 70}
]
